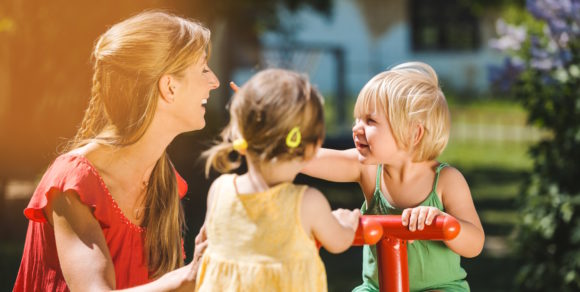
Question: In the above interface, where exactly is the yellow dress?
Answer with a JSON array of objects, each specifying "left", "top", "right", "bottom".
[{"left": 195, "top": 174, "right": 328, "bottom": 292}]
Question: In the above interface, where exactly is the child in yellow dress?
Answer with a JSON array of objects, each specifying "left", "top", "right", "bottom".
[{"left": 196, "top": 68, "right": 361, "bottom": 291}]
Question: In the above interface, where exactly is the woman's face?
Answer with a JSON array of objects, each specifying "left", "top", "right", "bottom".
[{"left": 172, "top": 55, "right": 220, "bottom": 131}]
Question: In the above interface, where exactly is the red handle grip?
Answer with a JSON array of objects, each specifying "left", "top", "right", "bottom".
[
  {"left": 316, "top": 215, "right": 384, "bottom": 249},
  {"left": 352, "top": 214, "right": 460, "bottom": 245},
  {"left": 353, "top": 215, "right": 384, "bottom": 245}
]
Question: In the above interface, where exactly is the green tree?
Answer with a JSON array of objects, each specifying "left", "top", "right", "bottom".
[{"left": 489, "top": 1, "right": 580, "bottom": 290}]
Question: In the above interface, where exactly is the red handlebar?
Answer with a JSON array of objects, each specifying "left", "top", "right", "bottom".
[
  {"left": 352, "top": 214, "right": 460, "bottom": 245},
  {"left": 353, "top": 215, "right": 384, "bottom": 245},
  {"left": 349, "top": 214, "right": 461, "bottom": 292}
]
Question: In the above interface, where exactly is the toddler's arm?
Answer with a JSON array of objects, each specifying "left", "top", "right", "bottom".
[
  {"left": 300, "top": 187, "right": 360, "bottom": 253},
  {"left": 401, "top": 167, "right": 485, "bottom": 258},
  {"left": 301, "top": 148, "right": 363, "bottom": 183}
]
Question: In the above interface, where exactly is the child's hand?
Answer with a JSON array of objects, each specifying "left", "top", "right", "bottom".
[
  {"left": 332, "top": 208, "right": 361, "bottom": 232},
  {"left": 401, "top": 206, "right": 443, "bottom": 232},
  {"left": 230, "top": 81, "right": 240, "bottom": 92}
]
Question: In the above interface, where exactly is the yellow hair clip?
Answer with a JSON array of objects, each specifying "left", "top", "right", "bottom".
[
  {"left": 286, "top": 127, "right": 302, "bottom": 148},
  {"left": 233, "top": 138, "right": 248, "bottom": 155}
]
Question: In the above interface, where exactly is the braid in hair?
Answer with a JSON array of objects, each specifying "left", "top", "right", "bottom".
[{"left": 67, "top": 63, "right": 109, "bottom": 150}]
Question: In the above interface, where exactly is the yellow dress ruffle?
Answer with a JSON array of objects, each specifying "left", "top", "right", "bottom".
[{"left": 195, "top": 174, "right": 327, "bottom": 292}]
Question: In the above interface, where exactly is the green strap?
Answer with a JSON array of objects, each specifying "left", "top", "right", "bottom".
[
  {"left": 376, "top": 163, "right": 448, "bottom": 196},
  {"left": 432, "top": 162, "right": 449, "bottom": 193},
  {"left": 375, "top": 164, "right": 383, "bottom": 192}
]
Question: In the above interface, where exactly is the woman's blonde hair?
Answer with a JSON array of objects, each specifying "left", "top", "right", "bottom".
[
  {"left": 204, "top": 68, "right": 325, "bottom": 176},
  {"left": 65, "top": 11, "right": 211, "bottom": 278},
  {"left": 354, "top": 62, "right": 450, "bottom": 161}
]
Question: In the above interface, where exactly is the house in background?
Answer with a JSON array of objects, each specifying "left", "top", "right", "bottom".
[{"left": 233, "top": 0, "right": 504, "bottom": 135}]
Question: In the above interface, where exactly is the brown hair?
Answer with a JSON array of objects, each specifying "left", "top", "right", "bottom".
[
  {"left": 354, "top": 62, "right": 450, "bottom": 161},
  {"left": 204, "top": 68, "right": 325, "bottom": 176},
  {"left": 66, "top": 11, "right": 210, "bottom": 278}
]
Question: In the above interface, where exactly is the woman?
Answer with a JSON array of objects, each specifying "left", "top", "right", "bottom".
[{"left": 13, "top": 11, "right": 219, "bottom": 291}]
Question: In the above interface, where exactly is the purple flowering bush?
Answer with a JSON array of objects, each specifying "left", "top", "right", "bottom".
[{"left": 489, "top": 1, "right": 580, "bottom": 290}]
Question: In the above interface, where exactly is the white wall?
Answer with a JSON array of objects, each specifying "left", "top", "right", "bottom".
[{"left": 237, "top": 0, "right": 505, "bottom": 97}]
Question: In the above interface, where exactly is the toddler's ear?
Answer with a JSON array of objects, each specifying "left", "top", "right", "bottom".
[{"left": 412, "top": 123, "right": 425, "bottom": 146}]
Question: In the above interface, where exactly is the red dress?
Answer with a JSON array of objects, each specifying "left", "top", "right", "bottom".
[{"left": 13, "top": 154, "right": 188, "bottom": 292}]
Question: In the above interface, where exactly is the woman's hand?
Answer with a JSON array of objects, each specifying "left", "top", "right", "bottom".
[
  {"left": 401, "top": 206, "right": 443, "bottom": 232},
  {"left": 160, "top": 224, "right": 208, "bottom": 292},
  {"left": 192, "top": 224, "right": 208, "bottom": 271}
]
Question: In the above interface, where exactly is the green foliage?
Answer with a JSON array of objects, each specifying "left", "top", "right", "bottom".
[
  {"left": 513, "top": 68, "right": 580, "bottom": 290},
  {"left": 491, "top": 3, "right": 580, "bottom": 290}
]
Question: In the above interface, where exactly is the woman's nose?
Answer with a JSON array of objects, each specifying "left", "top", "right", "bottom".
[{"left": 209, "top": 69, "right": 220, "bottom": 90}]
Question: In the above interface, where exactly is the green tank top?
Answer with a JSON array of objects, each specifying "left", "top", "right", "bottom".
[{"left": 352, "top": 163, "right": 469, "bottom": 292}]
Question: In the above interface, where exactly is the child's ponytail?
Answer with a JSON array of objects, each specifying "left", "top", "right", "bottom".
[{"left": 203, "top": 125, "right": 243, "bottom": 177}]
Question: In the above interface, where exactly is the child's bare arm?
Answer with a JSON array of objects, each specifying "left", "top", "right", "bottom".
[
  {"left": 300, "top": 187, "right": 360, "bottom": 253},
  {"left": 301, "top": 148, "right": 363, "bottom": 183},
  {"left": 438, "top": 167, "right": 485, "bottom": 258},
  {"left": 401, "top": 167, "right": 484, "bottom": 258}
]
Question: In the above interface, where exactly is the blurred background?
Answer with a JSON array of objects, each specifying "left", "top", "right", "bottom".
[{"left": 2, "top": 0, "right": 579, "bottom": 291}]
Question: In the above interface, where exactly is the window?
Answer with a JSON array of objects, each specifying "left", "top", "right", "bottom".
[{"left": 410, "top": 0, "right": 480, "bottom": 51}]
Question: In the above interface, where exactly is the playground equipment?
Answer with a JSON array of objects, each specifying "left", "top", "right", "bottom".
[{"left": 353, "top": 215, "right": 461, "bottom": 292}]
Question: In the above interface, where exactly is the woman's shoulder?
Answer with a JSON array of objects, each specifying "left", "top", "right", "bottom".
[
  {"left": 45, "top": 153, "right": 104, "bottom": 186},
  {"left": 24, "top": 153, "right": 110, "bottom": 223}
]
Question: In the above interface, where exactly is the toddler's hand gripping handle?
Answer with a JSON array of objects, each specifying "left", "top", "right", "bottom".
[{"left": 352, "top": 214, "right": 460, "bottom": 245}]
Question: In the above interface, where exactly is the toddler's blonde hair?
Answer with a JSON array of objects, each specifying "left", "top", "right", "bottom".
[{"left": 354, "top": 62, "right": 450, "bottom": 161}]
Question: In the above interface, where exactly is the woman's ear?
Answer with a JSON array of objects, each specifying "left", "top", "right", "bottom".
[
  {"left": 158, "top": 75, "right": 176, "bottom": 103},
  {"left": 412, "top": 123, "right": 425, "bottom": 146}
]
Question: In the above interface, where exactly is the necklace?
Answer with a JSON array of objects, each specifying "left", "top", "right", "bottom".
[{"left": 133, "top": 181, "right": 148, "bottom": 220}]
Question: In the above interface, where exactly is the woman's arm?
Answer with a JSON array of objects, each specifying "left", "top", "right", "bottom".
[
  {"left": 301, "top": 148, "right": 363, "bottom": 183},
  {"left": 47, "top": 190, "right": 197, "bottom": 292},
  {"left": 300, "top": 187, "right": 360, "bottom": 253}
]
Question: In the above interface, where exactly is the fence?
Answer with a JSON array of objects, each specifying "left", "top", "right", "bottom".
[{"left": 450, "top": 109, "right": 548, "bottom": 144}]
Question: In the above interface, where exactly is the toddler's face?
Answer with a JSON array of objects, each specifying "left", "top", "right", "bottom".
[{"left": 352, "top": 111, "right": 400, "bottom": 164}]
